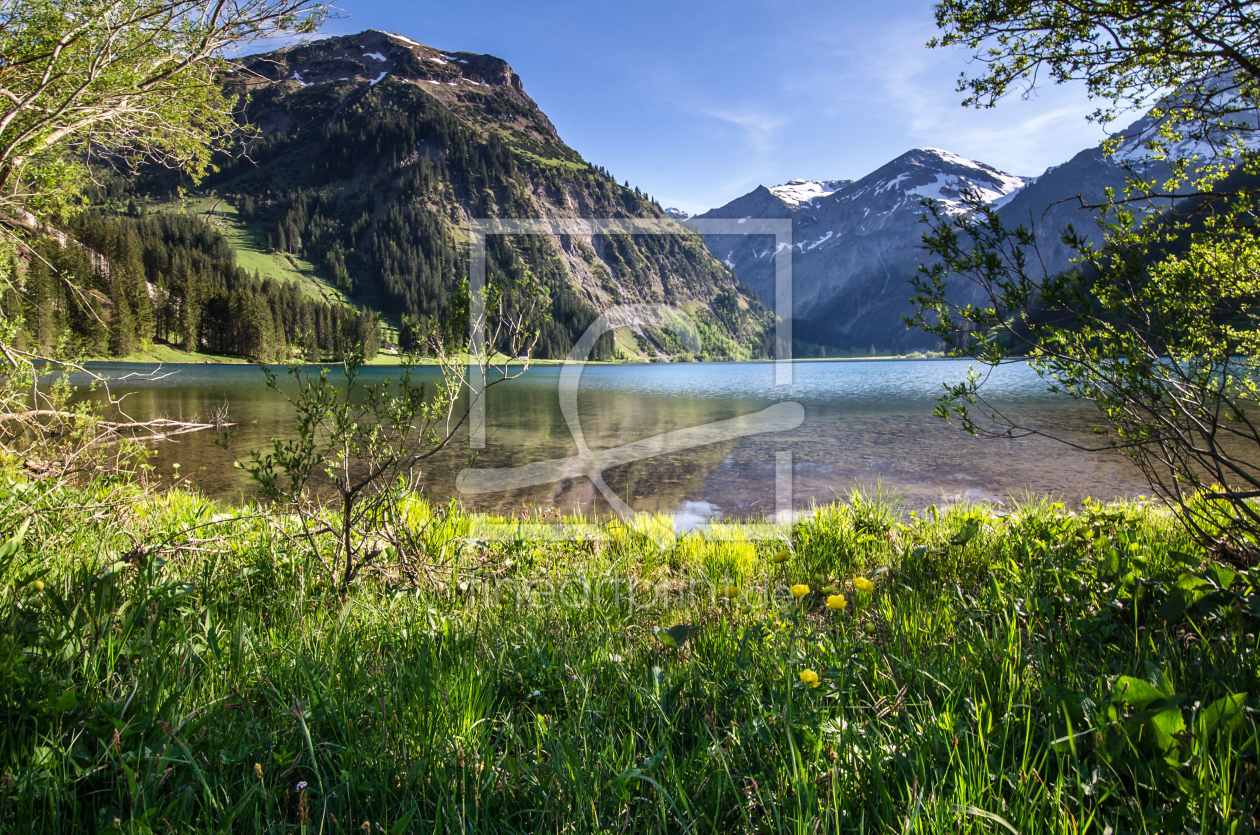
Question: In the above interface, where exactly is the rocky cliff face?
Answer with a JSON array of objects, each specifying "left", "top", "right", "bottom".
[
  {"left": 234, "top": 30, "right": 559, "bottom": 143},
  {"left": 167, "top": 31, "right": 774, "bottom": 360}
]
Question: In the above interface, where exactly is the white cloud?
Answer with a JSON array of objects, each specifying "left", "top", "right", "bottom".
[{"left": 697, "top": 105, "right": 785, "bottom": 156}]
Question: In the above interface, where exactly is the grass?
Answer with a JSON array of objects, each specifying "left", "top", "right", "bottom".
[
  {"left": 139, "top": 192, "right": 402, "bottom": 348},
  {"left": 104, "top": 340, "right": 249, "bottom": 365},
  {"left": 146, "top": 193, "right": 348, "bottom": 305},
  {"left": 1, "top": 479, "right": 1258, "bottom": 833}
]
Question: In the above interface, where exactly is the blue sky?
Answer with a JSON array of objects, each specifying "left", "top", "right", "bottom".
[{"left": 295, "top": 0, "right": 1112, "bottom": 214}]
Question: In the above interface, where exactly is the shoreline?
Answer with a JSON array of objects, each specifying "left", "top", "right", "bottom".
[{"left": 82, "top": 353, "right": 974, "bottom": 368}]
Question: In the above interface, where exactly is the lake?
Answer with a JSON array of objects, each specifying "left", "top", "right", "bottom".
[{"left": 78, "top": 358, "right": 1147, "bottom": 519}]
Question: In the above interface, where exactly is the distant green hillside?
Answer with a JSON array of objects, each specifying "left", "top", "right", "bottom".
[
  {"left": 3, "top": 205, "right": 383, "bottom": 364},
  {"left": 159, "top": 193, "right": 345, "bottom": 302},
  {"left": 130, "top": 191, "right": 401, "bottom": 348}
]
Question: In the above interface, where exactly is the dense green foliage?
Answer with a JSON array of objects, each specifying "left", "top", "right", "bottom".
[
  {"left": 1, "top": 481, "right": 1256, "bottom": 832},
  {"left": 1, "top": 210, "right": 379, "bottom": 361},
  {"left": 0, "top": 0, "right": 321, "bottom": 224},
  {"left": 931, "top": 0, "right": 1260, "bottom": 182},
  {"left": 914, "top": 0, "right": 1260, "bottom": 556},
  {"left": 911, "top": 193, "right": 1260, "bottom": 554}
]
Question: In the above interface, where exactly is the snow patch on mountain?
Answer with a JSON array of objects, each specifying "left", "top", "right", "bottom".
[
  {"left": 1111, "top": 131, "right": 1259, "bottom": 166},
  {"left": 855, "top": 149, "right": 1028, "bottom": 215},
  {"left": 920, "top": 148, "right": 1024, "bottom": 189},
  {"left": 805, "top": 230, "right": 834, "bottom": 250},
  {"left": 769, "top": 179, "right": 851, "bottom": 208},
  {"left": 905, "top": 173, "right": 1020, "bottom": 211},
  {"left": 385, "top": 33, "right": 422, "bottom": 47},
  {"left": 664, "top": 207, "right": 690, "bottom": 220},
  {"left": 1109, "top": 77, "right": 1260, "bottom": 167}
]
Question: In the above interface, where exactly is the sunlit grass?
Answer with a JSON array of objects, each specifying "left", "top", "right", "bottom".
[{"left": 1, "top": 477, "right": 1256, "bottom": 833}]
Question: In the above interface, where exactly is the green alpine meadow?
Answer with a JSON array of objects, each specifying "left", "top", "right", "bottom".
[
  {"left": 3, "top": 483, "right": 1258, "bottom": 832},
  {"left": 4, "top": 0, "right": 1260, "bottom": 832}
]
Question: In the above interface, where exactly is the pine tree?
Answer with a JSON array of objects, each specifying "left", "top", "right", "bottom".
[{"left": 108, "top": 274, "right": 136, "bottom": 357}]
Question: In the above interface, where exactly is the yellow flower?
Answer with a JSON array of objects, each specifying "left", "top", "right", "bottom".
[
  {"left": 254, "top": 763, "right": 263, "bottom": 781},
  {"left": 32, "top": 580, "right": 44, "bottom": 592},
  {"left": 790, "top": 584, "right": 810, "bottom": 598},
  {"left": 772, "top": 548, "right": 791, "bottom": 564},
  {"left": 826, "top": 593, "right": 847, "bottom": 611},
  {"left": 853, "top": 576, "right": 874, "bottom": 592},
  {"left": 719, "top": 585, "right": 740, "bottom": 599},
  {"left": 799, "top": 669, "right": 821, "bottom": 688}
]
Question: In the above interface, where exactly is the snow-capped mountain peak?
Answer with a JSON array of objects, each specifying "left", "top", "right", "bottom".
[
  {"left": 663, "top": 207, "right": 690, "bottom": 220},
  {"left": 768, "top": 178, "right": 852, "bottom": 208},
  {"left": 696, "top": 147, "right": 1038, "bottom": 352},
  {"left": 849, "top": 149, "right": 1027, "bottom": 216}
]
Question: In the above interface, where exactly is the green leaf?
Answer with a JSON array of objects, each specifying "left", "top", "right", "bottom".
[
  {"left": 1050, "top": 688, "right": 1096, "bottom": 723},
  {"left": 655, "top": 624, "right": 699, "bottom": 649},
  {"left": 30, "top": 747, "right": 56, "bottom": 769},
  {"left": 1207, "top": 563, "right": 1238, "bottom": 590},
  {"left": 1167, "top": 550, "right": 1201, "bottom": 570},
  {"left": 99, "top": 561, "right": 133, "bottom": 581},
  {"left": 1147, "top": 707, "right": 1186, "bottom": 753},
  {"left": 950, "top": 521, "right": 980, "bottom": 546},
  {"left": 39, "top": 686, "right": 78, "bottom": 715},
  {"left": 0, "top": 518, "right": 29, "bottom": 565},
  {"left": 953, "top": 805, "right": 1018, "bottom": 834},
  {"left": 1156, "top": 589, "right": 1188, "bottom": 622},
  {"left": 1112, "top": 676, "right": 1166, "bottom": 708},
  {"left": 1176, "top": 573, "right": 1210, "bottom": 591},
  {"left": 1199, "top": 693, "right": 1246, "bottom": 737},
  {"left": 639, "top": 749, "right": 666, "bottom": 771},
  {"left": 389, "top": 810, "right": 416, "bottom": 835}
]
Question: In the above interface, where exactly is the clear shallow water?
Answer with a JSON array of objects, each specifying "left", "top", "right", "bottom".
[{"left": 76, "top": 359, "right": 1147, "bottom": 518}]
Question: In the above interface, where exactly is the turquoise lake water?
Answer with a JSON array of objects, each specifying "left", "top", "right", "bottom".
[{"left": 78, "top": 358, "right": 1146, "bottom": 518}]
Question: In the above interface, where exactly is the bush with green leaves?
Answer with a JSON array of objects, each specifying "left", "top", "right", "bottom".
[
  {"left": 911, "top": 0, "right": 1260, "bottom": 559},
  {"left": 243, "top": 288, "right": 538, "bottom": 591}
]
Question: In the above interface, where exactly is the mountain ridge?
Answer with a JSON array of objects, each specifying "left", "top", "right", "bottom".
[
  {"left": 694, "top": 100, "right": 1234, "bottom": 356},
  {"left": 120, "top": 30, "right": 776, "bottom": 362},
  {"left": 697, "top": 147, "right": 1028, "bottom": 352}
]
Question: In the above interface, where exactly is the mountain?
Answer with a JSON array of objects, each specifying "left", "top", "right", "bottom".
[
  {"left": 127, "top": 30, "right": 772, "bottom": 361},
  {"left": 768, "top": 179, "right": 853, "bottom": 209},
  {"left": 994, "top": 125, "right": 1189, "bottom": 273},
  {"left": 698, "top": 149, "right": 1027, "bottom": 353},
  {"left": 696, "top": 101, "right": 1239, "bottom": 355}
]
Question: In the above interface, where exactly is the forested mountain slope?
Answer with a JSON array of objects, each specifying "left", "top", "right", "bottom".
[
  {"left": 183, "top": 30, "right": 772, "bottom": 361},
  {"left": 8, "top": 30, "right": 770, "bottom": 363},
  {"left": 1, "top": 206, "right": 376, "bottom": 362}
]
